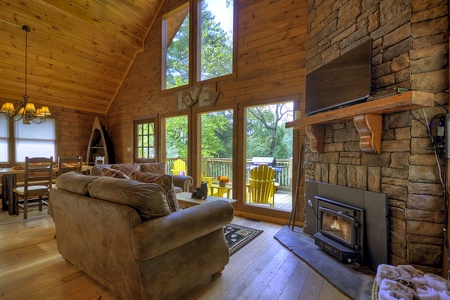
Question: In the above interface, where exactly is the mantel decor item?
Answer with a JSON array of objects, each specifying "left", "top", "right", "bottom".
[{"left": 0, "top": 25, "right": 51, "bottom": 124}]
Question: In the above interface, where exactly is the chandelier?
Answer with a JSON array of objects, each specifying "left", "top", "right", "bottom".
[{"left": 0, "top": 25, "right": 51, "bottom": 124}]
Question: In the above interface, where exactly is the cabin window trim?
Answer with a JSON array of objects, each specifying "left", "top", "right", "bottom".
[{"left": 134, "top": 118, "right": 157, "bottom": 163}]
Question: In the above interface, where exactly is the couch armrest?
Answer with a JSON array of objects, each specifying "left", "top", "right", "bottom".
[
  {"left": 132, "top": 200, "right": 234, "bottom": 261},
  {"left": 171, "top": 175, "right": 193, "bottom": 192}
]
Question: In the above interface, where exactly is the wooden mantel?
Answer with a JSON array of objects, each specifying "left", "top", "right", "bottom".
[{"left": 286, "top": 91, "right": 435, "bottom": 153}]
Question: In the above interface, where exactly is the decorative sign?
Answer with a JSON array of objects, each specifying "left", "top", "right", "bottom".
[{"left": 176, "top": 83, "right": 219, "bottom": 111}]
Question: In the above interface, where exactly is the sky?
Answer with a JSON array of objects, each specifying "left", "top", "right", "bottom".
[{"left": 206, "top": 0, "right": 233, "bottom": 33}]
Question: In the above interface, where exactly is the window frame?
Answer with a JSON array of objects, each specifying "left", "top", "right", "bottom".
[{"left": 134, "top": 118, "right": 158, "bottom": 163}]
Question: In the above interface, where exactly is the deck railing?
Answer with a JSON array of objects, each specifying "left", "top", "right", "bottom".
[{"left": 166, "top": 157, "right": 292, "bottom": 190}]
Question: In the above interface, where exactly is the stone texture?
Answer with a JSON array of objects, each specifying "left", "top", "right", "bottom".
[
  {"left": 390, "top": 153, "right": 409, "bottom": 169},
  {"left": 406, "top": 209, "right": 445, "bottom": 223},
  {"left": 390, "top": 217, "right": 407, "bottom": 258},
  {"left": 407, "top": 221, "right": 443, "bottom": 238},
  {"left": 409, "top": 165, "right": 441, "bottom": 183},
  {"left": 408, "top": 194, "right": 445, "bottom": 211},
  {"left": 305, "top": 0, "right": 448, "bottom": 270},
  {"left": 408, "top": 243, "right": 442, "bottom": 266},
  {"left": 382, "top": 184, "right": 407, "bottom": 201},
  {"left": 382, "top": 140, "right": 410, "bottom": 152},
  {"left": 361, "top": 152, "right": 390, "bottom": 167},
  {"left": 408, "top": 182, "right": 443, "bottom": 196},
  {"left": 368, "top": 167, "right": 381, "bottom": 192},
  {"left": 382, "top": 167, "right": 409, "bottom": 179}
]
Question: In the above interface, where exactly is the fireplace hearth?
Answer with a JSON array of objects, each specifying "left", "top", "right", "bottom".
[{"left": 305, "top": 181, "right": 389, "bottom": 271}]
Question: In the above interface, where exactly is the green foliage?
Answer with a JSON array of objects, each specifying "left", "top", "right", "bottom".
[
  {"left": 166, "top": 15, "right": 190, "bottom": 89},
  {"left": 165, "top": 116, "right": 188, "bottom": 158},
  {"left": 165, "top": 3, "right": 233, "bottom": 88},
  {"left": 246, "top": 104, "right": 293, "bottom": 159},
  {"left": 201, "top": 111, "right": 233, "bottom": 158},
  {"left": 199, "top": 9, "right": 233, "bottom": 80}
]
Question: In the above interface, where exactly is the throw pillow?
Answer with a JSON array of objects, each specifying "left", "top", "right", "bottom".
[
  {"left": 111, "top": 164, "right": 141, "bottom": 176},
  {"left": 102, "top": 168, "right": 130, "bottom": 179},
  {"left": 139, "top": 162, "right": 165, "bottom": 175},
  {"left": 88, "top": 177, "right": 171, "bottom": 220},
  {"left": 130, "top": 171, "right": 179, "bottom": 212}
]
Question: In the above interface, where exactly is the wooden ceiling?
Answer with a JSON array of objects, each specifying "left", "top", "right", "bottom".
[{"left": 0, "top": 0, "right": 163, "bottom": 114}]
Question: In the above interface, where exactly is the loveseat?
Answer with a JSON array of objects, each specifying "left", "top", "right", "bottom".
[
  {"left": 50, "top": 172, "right": 234, "bottom": 299},
  {"left": 91, "top": 162, "right": 193, "bottom": 193}
]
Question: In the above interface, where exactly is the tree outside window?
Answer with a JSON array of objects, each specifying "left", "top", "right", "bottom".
[{"left": 162, "top": 0, "right": 235, "bottom": 90}]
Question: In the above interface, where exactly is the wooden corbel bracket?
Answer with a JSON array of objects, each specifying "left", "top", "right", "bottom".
[
  {"left": 305, "top": 124, "right": 324, "bottom": 153},
  {"left": 354, "top": 114, "right": 382, "bottom": 154}
]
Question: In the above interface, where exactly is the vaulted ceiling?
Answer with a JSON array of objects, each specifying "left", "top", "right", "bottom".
[{"left": 0, "top": 0, "right": 163, "bottom": 114}]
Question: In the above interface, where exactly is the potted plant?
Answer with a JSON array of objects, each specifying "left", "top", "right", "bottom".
[{"left": 217, "top": 176, "right": 229, "bottom": 187}]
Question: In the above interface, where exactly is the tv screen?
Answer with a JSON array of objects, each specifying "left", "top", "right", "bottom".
[{"left": 305, "top": 39, "right": 373, "bottom": 115}]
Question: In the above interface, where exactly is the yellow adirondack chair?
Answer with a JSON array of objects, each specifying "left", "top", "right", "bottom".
[
  {"left": 172, "top": 158, "right": 187, "bottom": 175},
  {"left": 248, "top": 164, "right": 276, "bottom": 207}
]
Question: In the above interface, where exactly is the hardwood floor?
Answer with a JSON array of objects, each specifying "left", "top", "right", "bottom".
[{"left": 0, "top": 214, "right": 349, "bottom": 300}]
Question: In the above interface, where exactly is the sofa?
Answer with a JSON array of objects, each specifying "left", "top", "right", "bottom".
[
  {"left": 91, "top": 162, "right": 193, "bottom": 193},
  {"left": 50, "top": 172, "right": 234, "bottom": 300}
]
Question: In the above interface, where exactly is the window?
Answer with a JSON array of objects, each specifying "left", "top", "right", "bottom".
[
  {"left": 162, "top": 0, "right": 235, "bottom": 90},
  {"left": 197, "top": 0, "right": 234, "bottom": 81},
  {"left": 162, "top": 4, "right": 190, "bottom": 90},
  {"left": 14, "top": 118, "right": 56, "bottom": 162},
  {"left": 163, "top": 115, "right": 188, "bottom": 173},
  {"left": 135, "top": 119, "right": 156, "bottom": 161},
  {"left": 200, "top": 109, "right": 234, "bottom": 197},
  {"left": 0, "top": 115, "right": 8, "bottom": 163}
]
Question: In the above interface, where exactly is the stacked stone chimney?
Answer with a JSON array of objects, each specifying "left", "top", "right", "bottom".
[{"left": 305, "top": 0, "right": 448, "bottom": 274}]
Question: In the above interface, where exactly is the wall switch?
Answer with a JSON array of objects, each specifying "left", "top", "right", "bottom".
[{"left": 127, "top": 147, "right": 131, "bottom": 152}]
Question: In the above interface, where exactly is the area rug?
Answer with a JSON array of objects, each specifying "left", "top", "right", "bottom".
[
  {"left": 274, "top": 225, "right": 374, "bottom": 300},
  {"left": 225, "top": 223, "right": 263, "bottom": 256}
]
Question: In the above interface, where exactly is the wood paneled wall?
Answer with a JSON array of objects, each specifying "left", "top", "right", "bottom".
[
  {"left": 53, "top": 107, "right": 106, "bottom": 162},
  {"left": 107, "top": 0, "right": 308, "bottom": 220}
]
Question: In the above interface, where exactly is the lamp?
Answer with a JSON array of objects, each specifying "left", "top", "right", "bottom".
[{"left": 0, "top": 25, "right": 51, "bottom": 124}]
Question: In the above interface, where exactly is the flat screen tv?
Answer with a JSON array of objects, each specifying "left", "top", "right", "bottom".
[{"left": 305, "top": 39, "right": 373, "bottom": 115}]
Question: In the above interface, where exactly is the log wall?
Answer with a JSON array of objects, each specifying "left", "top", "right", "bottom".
[{"left": 106, "top": 0, "right": 308, "bottom": 219}]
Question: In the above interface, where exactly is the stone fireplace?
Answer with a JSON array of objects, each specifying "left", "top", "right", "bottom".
[{"left": 302, "top": 0, "right": 448, "bottom": 274}]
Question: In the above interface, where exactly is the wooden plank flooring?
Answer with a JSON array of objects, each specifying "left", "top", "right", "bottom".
[{"left": 0, "top": 214, "right": 349, "bottom": 300}]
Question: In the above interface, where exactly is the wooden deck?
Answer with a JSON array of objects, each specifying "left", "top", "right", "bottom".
[{"left": 0, "top": 214, "right": 349, "bottom": 300}]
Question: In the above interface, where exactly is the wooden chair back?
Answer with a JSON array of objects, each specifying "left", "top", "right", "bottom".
[
  {"left": 172, "top": 158, "right": 186, "bottom": 175},
  {"left": 24, "top": 157, "right": 54, "bottom": 190},
  {"left": 248, "top": 164, "right": 276, "bottom": 207},
  {"left": 58, "top": 156, "right": 83, "bottom": 176},
  {"left": 14, "top": 157, "right": 54, "bottom": 219}
]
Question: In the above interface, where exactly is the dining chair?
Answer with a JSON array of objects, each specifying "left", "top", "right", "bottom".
[
  {"left": 57, "top": 156, "right": 83, "bottom": 176},
  {"left": 247, "top": 164, "right": 276, "bottom": 207},
  {"left": 13, "top": 157, "right": 54, "bottom": 219}
]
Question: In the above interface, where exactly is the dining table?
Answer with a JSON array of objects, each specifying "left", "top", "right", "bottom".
[{"left": 1, "top": 165, "right": 93, "bottom": 215}]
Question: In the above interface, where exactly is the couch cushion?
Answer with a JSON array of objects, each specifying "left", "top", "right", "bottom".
[
  {"left": 88, "top": 177, "right": 171, "bottom": 220},
  {"left": 102, "top": 168, "right": 130, "bottom": 179},
  {"left": 56, "top": 172, "right": 98, "bottom": 196},
  {"left": 130, "top": 172, "right": 179, "bottom": 212},
  {"left": 111, "top": 164, "right": 141, "bottom": 176},
  {"left": 91, "top": 164, "right": 112, "bottom": 176},
  {"left": 139, "top": 163, "right": 165, "bottom": 175}
]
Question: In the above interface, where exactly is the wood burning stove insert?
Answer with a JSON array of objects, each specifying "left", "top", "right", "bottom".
[
  {"left": 304, "top": 180, "right": 389, "bottom": 271},
  {"left": 313, "top": 196, "right": 364, "bottom": 264}
]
